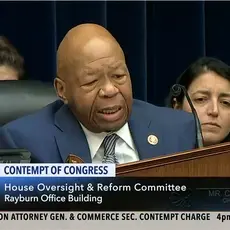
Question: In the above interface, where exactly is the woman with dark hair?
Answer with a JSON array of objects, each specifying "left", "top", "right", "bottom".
[
  {"left": 167, "top": 57, "right": 230, "bottom": 146},
  {"left": 0, "top": 36, "right": 25, "bottom": 80}
]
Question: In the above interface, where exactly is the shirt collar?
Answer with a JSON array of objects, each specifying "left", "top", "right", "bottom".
[{"left": 80, "top": 123, "right": 135, "bottom": 159}]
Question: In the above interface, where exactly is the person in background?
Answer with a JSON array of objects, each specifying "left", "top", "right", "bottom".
[
  {"left": 0, "top": 24, "right": 197, "bottom": 163},
  {"left": 167, "top": 57, "right": 230, "bottom": 146},
  {"left": 0, "top": 36, "right": 25, "bottom": 80}
]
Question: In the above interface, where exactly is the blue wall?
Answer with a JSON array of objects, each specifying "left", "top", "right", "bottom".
[{"left": 1, "top": 1, "right": 230, "bottom": 106}]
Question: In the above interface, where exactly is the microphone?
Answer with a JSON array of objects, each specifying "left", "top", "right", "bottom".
[
  {"left": 171, "top": 84, "right": 204, "bottom": 148},
  {"left": 65, "top": 154, "right": 84, "bottom": 163},
  {"left": 0, "top": 149, "right": 31, "bottom": 163}
]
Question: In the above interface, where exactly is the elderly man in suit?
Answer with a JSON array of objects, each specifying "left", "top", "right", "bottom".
[{"left": 0, "top": 24, "right": 197, "bottom": 163}]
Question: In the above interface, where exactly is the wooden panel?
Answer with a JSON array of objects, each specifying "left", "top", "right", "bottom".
[{"left": 116, "top": 143, "right": 230, "bottom": 177}]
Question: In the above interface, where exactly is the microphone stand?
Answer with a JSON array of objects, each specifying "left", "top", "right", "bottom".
[{"left": 171, "top": 84, "right": 204, "bottom": 148}]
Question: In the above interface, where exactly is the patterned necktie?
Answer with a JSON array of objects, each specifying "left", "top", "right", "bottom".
[{"left": 102, "top": 133, "right": 119, "bottom": 164}]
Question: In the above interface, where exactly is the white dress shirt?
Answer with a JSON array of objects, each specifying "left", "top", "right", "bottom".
[{"left": 80, "top": 123, "right": 139, "bottom": 164}]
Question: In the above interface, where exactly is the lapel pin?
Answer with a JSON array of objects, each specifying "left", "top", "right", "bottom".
[{"left": 147, "top": 135, "right": 158, "bottom": 145}]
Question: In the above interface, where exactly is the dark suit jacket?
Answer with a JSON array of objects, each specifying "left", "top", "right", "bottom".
[{"left": 0, "top": 99, "right": 196, "bottom": 163}]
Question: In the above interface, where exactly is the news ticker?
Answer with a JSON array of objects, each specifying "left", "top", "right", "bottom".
[
  {"left": 0, "top": 164, "right": 115, "bottom": 177},
  {"left": 0, "top": 164, "right": 230, "bottom": 211},
  {"left": 0, "top": 212, "right": 229, "bottom": 230},
  {"left": 1, "top": 178, "right": 230, "bottom": 211}
]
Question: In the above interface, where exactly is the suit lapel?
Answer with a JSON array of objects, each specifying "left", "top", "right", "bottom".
[
  {"left": 54, "top": 104, "right": 92, "bottom": 163},
  {"left": 54, "top": 100, "right": 165, "bottom": 163},
  {"left": 129, "top": 102, "right": 164, "bottom": 160}
]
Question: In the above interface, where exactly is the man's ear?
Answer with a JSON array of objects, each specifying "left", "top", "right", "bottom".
[
  {"left": 172, "top": 98, "right": 182, "bottom": 109},
  {"left": 54, "top": 77, "right": 68, "bottom": 104}
]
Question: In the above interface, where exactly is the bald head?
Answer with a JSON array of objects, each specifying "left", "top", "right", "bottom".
[
  {"left": 55, "top": 23, "right": 132, "bottom": 133},
  {"left": 57, "top": 23, "right": 125, "bottom": 79}
]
